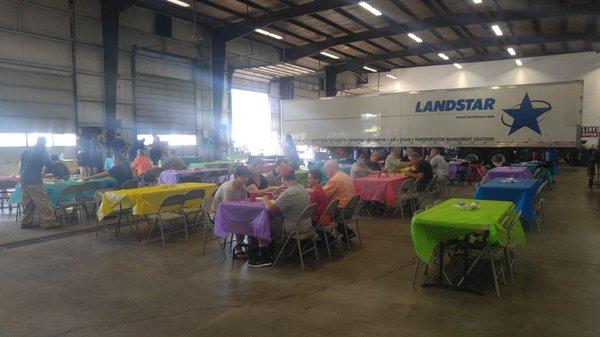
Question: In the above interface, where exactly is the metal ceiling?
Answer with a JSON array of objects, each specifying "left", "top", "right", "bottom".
[{"left": 138, "top": 0, "right": 600, "bottom": 75}]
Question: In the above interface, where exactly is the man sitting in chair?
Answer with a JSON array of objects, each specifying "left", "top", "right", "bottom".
[
  {"left": 406, "top": 152, "right": 433, "bottom": 192},
  {"left": 255, "top": 164, "right": 312, "bottom": 268},
  {"left": 322, "top": 160, "right": 356, "bottom": 241}
]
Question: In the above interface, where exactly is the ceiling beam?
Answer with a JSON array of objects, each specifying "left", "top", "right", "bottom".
[
  {"left": 282, "top": 3, "right": 597, "bottom": 62},
  {"left": 211, "top": 0, "right": 361, "bottom": 41},
  {"left": 332, "top": 32, "right": 599, "bottom": 73}
]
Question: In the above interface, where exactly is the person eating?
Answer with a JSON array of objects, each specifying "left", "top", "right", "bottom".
[
  {"left": 46, "top": 154, "right": 71, "bottom": 181},
  {"left": 322, "top": 160, "right": 356, "bottom": 240},
  {"left": 367, "top": 152, "right": 382, "bottom": 171},
  {"left": 384, "top": 147, "right": 410, "bottom": 172},
  {"left": 406, "top": 152, "right": 433, "bottom": 192},
  {"left": 307, "top": 169, "right": 329, "bottom": 226},
  {"left": 350, "top": 153, "right": 375, "bottom": 179},
  {"left": 85, "top": 154, "right": 133, "bottom": 188},
  {"left": 246, "top": 158, "right": 277, "bottom": 197}
]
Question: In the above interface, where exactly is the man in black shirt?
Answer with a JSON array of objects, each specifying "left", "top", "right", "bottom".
[
  {"left": 46, "top": 155, "right": 71, "bottom": 181},
  {"left": 86, "top": 154, "right": 133, "bottom": 188},
  {"left": 367, "top": 152, "right": 382, "bottom": 171},
  {"left": 406, "top": 152, "right": 433, "bottom": 192},
  {"left": 111, "top": 133, "right": 126, "bottom": 155},
  {"left": 19, "top": 137, "right": 58, "bottom": 229}
]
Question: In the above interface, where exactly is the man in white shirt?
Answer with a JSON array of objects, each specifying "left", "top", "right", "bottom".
[
  {"left": 429, "top": 148, "right": 449, "bottom": 179},
  {"left": 384, "top": 147, "right": 410, "bottom": 172}
]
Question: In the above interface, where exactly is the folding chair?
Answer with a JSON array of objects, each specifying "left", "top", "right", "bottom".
[
  {"left": 141, "top": 168, "right": 163, "bottom": 185},
  {"left": 534, "top": 181, "right": 547, "bottom": 232},
  {"left": 79, "top": 181, "right": 101, "bottom": 219},
  {"left": 200, "top": 197, "right": 224, "bottom": 254},
  {"left": 94, "top": 191, "right": 136, "bottom": 238},
  {"left": 503, "top": 211, "right": 523, "bottom": 285},
  {"left": 273, "top": 203, "right": 318, "bottom": 270},
  {"left": 145, "top": 194, "right": 187, "bottom": 247},
  {"left": 336, "top": 194, "right": 363, "bottom": 250},
  {"left": 182, "top": 188, "right": 205, "bottom": 232},
  {"left": 121, "top": 180, "right": 139, "bottom": 190},
  {"left": 391, "top": 178, "right": 415, "bottom": 218},
  {"left": 0, "top": 180, "right": 17, "bottom": 212},
  {"left": 55, "top": 185, "right": 82, "bottom": 226},
  {"left": 315, "top": 198, "right": 340, "bottom": 259},
  {"left": 203, "top": 171, "right": 221, "bottom": 184},
  {"left": 410, "top": 176, "right": 423, "bottom": 211},
  {"left": 424, "top": 178, "right": 439, "bottom": 200}
]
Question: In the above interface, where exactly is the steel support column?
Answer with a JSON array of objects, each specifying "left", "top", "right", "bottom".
[
  {"left": 325, "top": 66, "right": 337, "bottom": 97},
  {"left": 210, "top": 32, "right": 226, "bottom": 159},
  {"left": 100, "top": 2, "right": 120, "bottom": 142}
]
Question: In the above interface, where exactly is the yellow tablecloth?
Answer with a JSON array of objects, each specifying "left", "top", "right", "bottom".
[{"left": 97, "top": 182, "right": 217, "bottom": 220}]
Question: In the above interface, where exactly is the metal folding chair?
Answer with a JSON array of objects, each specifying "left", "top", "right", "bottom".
[
  {"left": 336, "top": 194, "right": 363, "bottom": 250},
  {"left": 94, "top": 191, "right": 136, "bottom": 238},
  {"left": 315, "top": 198, "right": 340, "bottom": 259},
  {"left": 0, "top": 180, "right": 17, "bottom": 212},
  {"left": 145, "top": 194, "right": 187, "bottom": 247},
  {"left": 182, "top": 188, "right": 205, "bottom": 232},
  {"left": 79, "top": 181, "right": 101, "bottom": 219},
  {"left": 273, "top": 203, "right": 318, "bottom": 270},
  {"left": 121, "top": 180, "right": 139, "bottom": 190},
  {"left": 534, "top": 181, "right": 547, "bottom": 232},
  {"left": 55, "top": 185, "right": 82, "bottom": 226},
  {"left": 391, "top": 178, "right": 415, "bottom": 218}
]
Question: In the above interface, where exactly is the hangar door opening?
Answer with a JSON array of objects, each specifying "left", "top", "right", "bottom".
[{"left": 231, "top": 89, "right": 276, "bottom": 155}]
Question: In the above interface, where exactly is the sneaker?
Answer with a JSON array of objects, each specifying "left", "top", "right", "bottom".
[
  {"left": 20, "top": 223, "right": 34, "bottom": 229},
  {"left": 248, "top": 255, "right": 273, "bottom": 268}
]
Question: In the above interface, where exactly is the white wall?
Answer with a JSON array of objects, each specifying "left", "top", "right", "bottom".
[{"left": 365, "top": 52, "right": 600, "bottom": 127}]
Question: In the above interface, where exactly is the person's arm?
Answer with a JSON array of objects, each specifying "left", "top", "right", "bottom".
[
  {"left": 322, "top": 180, "right": 336, "bottom": 199},
  {"left": 131, "top": 157, "right": 138, "bottom": 170},
  {"left": 405, "top": 171, "right": 424, "bottom": 180},
  {"left": 85, "top": 171, "right": 109, "bottom": 181},
  {"left": 262, "top": 196, "right": 279, "bottom": 212}
]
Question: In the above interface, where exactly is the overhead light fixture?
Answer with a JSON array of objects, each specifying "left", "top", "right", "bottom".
[
  {"left": 507, "top": 47, "right": 516, "bottom": 56},
  {"left": 166, "top": 0, "right": 190, "bottom": 7},
  {"left": 515, "top": 59, "right": 523, "bottom": 66},
  {"left": 386, "top": 74, "right": 397, "bottom": 79},
  {"left": 320, "top": 51, "right": 339, "bottom": 60},
  {"left": 491, "top": 24, "right": 503, "bottom": 36},
  {"left": 472, "top": 0, "right": 483, "bottom": 3},
  {"left": 491, "top": 86, "right": 500, "bottom": 89},
  {"left": 438, "top": 53, "right": 449, "bottom": 60},
  {"left": 363, "top": 66, "right": 378, "bottom": 72},
  {"left": 358, "top": 2, "right": 382, "bottom": 16},
  {"left": 453, "top": 63, "right": 463, "bottom": 69},
  {"left": 407, "top": 33, "right": 423, "bottom": 43},
  {"left": 254, "top": 28, "right": 283, "bottom": 40}
]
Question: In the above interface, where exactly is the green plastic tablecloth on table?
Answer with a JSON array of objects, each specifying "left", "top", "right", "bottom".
[
  {"left": 411, "top": 198, "right": 526, "bottom": 264},
  {"left": 180, "top": 156, "right": 203, "bottom": 165},
  {"left": 9, "top": 178, "right": 116, "bottom": 206},
  {"left": 188, "top": 161, "right": 237, "bottom": 170}
]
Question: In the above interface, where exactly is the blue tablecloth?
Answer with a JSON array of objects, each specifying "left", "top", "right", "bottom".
[
  {"left": 9, "top": 178, "right": 116, "bottom": 206},
  {"left": 474, "top": 178, "right": 541, "bottom": 226}
]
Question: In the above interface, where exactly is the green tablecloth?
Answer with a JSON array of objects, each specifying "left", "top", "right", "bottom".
[
  {"left": 263, "top": 170, "right": 308, "bottom": 187},
  {"left": 180, "top": 156, "right": 203, "bottom": 165},
  {"left": 411, "top": 198, "right": 526, "bottom": 263},
  {"left": 188, "top": 161, "right": 236, "bottom": 170},
  {"left": 8, "top": 178, "right": 116, "bottom": 206}
]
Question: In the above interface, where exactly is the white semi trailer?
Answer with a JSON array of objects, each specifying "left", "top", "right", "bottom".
[{"left": 281, "top": 81, "right": 583, "bottom": 164}]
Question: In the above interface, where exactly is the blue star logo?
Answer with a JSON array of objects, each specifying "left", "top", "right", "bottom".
[{"left": 501, "top": 93, "right": 551, "bottom": 135}]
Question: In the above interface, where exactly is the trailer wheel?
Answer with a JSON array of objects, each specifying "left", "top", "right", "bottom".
[
  {"left": 465, "top": 153, "right": 479, "bottom": 162},
  {"left": 491, "top": 153, "right": 506, "bottom": 167}
]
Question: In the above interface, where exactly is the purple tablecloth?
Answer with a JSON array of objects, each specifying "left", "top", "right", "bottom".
[
  {"left": 484, "top": 166, "right": 532, "bottom": 182},
  {"left": 214, "top": 201, "right": 272, "bottom": 246},
  {"left": 157, "top": 169, "right": 195, "bottom": 185}
]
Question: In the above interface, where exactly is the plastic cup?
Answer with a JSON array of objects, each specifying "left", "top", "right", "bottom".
[{"left": 249, "top": 193, "right": 256, "bottom": 202}]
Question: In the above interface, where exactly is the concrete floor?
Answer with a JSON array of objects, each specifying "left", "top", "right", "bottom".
[{"left": 0, "top": 167, "right": 598, "bottom": 337}]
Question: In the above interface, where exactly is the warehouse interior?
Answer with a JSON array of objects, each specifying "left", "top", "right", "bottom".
[{"left": 0, "top": 0, "right": 599, "bottom": 336}]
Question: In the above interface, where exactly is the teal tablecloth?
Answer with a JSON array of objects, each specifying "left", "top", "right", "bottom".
[
  {"left": 180, "top": 156, "right": 203, "bottom": 165},
  {"left": 9, "top": 178, "right": 116, "bottom": 206},
  {"left": 307, "top": 161, "right": 352, "bottom": 184}
]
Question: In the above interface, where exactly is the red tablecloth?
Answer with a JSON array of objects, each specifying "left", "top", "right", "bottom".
[
  {"left": 353, "top": 175, "right": 410, "bottom": 205},
  {"left": 0, "top": 176, "right": 20, "bottom": 183}
]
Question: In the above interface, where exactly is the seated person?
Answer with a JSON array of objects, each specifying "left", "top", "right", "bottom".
[
  {"left": 367, "top": 152, "right": 382, "bottom": 171},
  {"left": 161, "top": 150, "right": 187, "bottom": 170},
  {"left": 384, "top": 147, "right": 410, "bottom": 172},
  {"left": 263, "top": 159, "right": 289, "bottom": 185},
  {"left": 406, "top": 152, "right": 433, "bottom": 192},
  {"left": 323, "top": 160, "right": 356, "bottom": 239},
  {"left": 46, "top": 154, "right": 70, "bottom": 181},
  {"left": 246, "top": 158, "right": 277, "bottom": 196},
  {"left": 130, "top": 149, "right": 154, "bottom": 176},
  {"left": 256, "top": 165, "right": 312, "bottom": 268},
  {"left": 350, "top": 153, "right": 375, "bottom": 179},
  {"left": 307, "top": 169, "right": 329, "bottom": 225},
  {"left": 86, "top": 154, "right": 133, "bottom": 188},
  {"left": 428, "top": 148, "right": 449, "bottom": 180},
  {"left": 212, "top": 165, "right": 251, "bottom": 259}
]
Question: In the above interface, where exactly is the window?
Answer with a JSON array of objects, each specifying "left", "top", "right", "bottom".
[
  {"left": 137, "top": 134, "right": 153, "bottom": 145},
  {"left": 53, "top": 134, "right": 76, "bottom": 147},
  {"left": 27, "top": 133, "right": 53, "bottom": 147},
  {"left": 0, "top": 133, "right": 27, "bottom": 147},
  {"left": 231, "top": 89, "right": 275, "bottom": 155}
]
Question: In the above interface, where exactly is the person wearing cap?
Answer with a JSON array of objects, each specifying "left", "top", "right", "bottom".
[
  {"left": 246, "top": 157, "right": 277, "bottom": 197},
  {"left": 46, "top": 154, "right": 71, "bottom": 181},
  {"left": 212, "top": 165, "right": 251, "bottom": 260},
  {"left": 254, "top": 164, "right": 311, "bottom": 268},
  {"left": 322, "top": 160, "right": 356, "bottom": 240}
]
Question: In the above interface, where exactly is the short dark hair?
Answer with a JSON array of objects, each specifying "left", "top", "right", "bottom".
[
  {"left": 114, "top": 154, "right": 127, "bottom": 164},
  {"left": 308, "top": 169, "right": 322, "bottom": 183},
  {"left": 50, "top": 154, "right": 59, "bottom": 161},
  {"left": 233, "top": 165, "right": 251, "bottom": 178},
  {"left": 283, "top": 171, "right": 296, "bottom": 181}
]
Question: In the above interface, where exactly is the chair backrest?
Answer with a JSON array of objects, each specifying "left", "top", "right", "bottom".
[
  {"left": 201, "top": 196, "right": 214, "bottom": 213},
  {"left": 158, "top": 194, "right": 185, "bottom": 212},
  {"left": 424, "top": 204, "right": 433, "bottom": 210},
  {"left": 434, "top": 199, "right": 443, "bottom": 205},
  {"left": 475, "top": 182, "right": 482, "bottom": 189},
  {"left": 399, "top": 178, "right": 414, "bottom": 193},
  {"left": 504, "top": 211, "right": 522, "bottom": 232},
  {"left": 81, "top": 181, "right": 101, "bottom": 193},
  {"left": 411, "top": 176, "right": 422, "bottom": 193},
  {"left": 59, "top": 185, "right": 81, "bottom": 201},
  {"left": 184, "top": 188, "right": 206, "bottom": 207},
  {"left": 414, "top": 209, "right": 424, "bottom": 215},
  {"left": 425, "top": 178, "right": 437, "bottom": 193},
  {"left": 534, "top": 181, "right": 547, "bottom": 201},
  {"left": 121, "top": 180, "right": 139, "bottom": 190},
  {"left": 344, "top": 194, "right": 362, "bottom": 212},
  {"left": 0, "top": 180, "right": 18, "bottom": 190},
  {"left": 320, "top": 198, "right": 340, "bottom": 222},
  {"left": 298, "top": 203, "right": 317, "bottom": 221}
]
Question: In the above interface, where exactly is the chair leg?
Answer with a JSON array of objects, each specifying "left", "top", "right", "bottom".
[
  {"left": 159, "top": 222, "right": 166, "bottom": 247},
  {"left": 201, "top": 220, "right": 208, "bottom": 255},
  {"left": 273, "top": 234, "right": 293, "bottom": 267},
  {"left": 355, "top": 219, "right": 362, "bottom": 245},
  {"left": 183, "top": 216, "right": 189, "bottom": 241},
  {"left": 341, "top": 220, "right": 351, "bottom": 250},
  {"left": 323, "top": 228, "right": 332, "bottom": 259},
  {"left": 505, "top": 248, "right": 515, "bottom": 285},
  {"left": 145, "top": 217, "right": 156, "bottom": 244},
  {"left": 313, "top": 235, "right": 319, "bottom": 262},
  {"left": 489, "top": 249, "right": 501, "bottom": 298},
  {"left": 411, "top": 257, "right": 421, "bottom": 285},
  {"left": 296, "top": 237, "right": 305, "bottom": 270}
]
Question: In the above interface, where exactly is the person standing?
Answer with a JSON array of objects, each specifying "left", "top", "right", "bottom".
[
  {"left": 19, "top": 137, "right": 58, "bottom": 229},
  {"left": 283, "top": 135, "right": 301, "bottom": 169}
]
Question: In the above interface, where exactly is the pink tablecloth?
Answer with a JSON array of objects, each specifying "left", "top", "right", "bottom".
[
  {"left": 0, "top": 176, "right": 20, "bottom": 183},
  {"left": 214, "top": 201, "right": 272, "bottom": 246},
  {"left": 353, "top": 175, "right": 410, "bottom": 205},
  {"left": 484, "top": 166, "right": 532, "bottom": 182},
  {"left": 157, "top": 169, "right": 195, "bottom": 185}
]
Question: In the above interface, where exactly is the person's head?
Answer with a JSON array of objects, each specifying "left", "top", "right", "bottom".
[
  {"left": 248, "top": 157, "right": 264, "bottom": 174},
  {"left": 35, "top": 137, "right": 46, "bottom": 148},
  {"left": 137, "top": 149, "right": 145, "bottom": 157},
  {"left": 140, "top": 138, "right": 145, "bottom": 143},
  {"left": 391, "top": 147, "right": 402, "bottom": 157},
  {"left": 408, "top": 152, "right": 422, "bottom": 164},
  {"left": 324, "top": 160, "right": 340, "bottom": 178},
  {"left": 278, "top": 164, "right": 296, "bottom": 185},
  {"left": 233, "top": 165, "right": 251, "bottom": 186},
  {"left": 50, "top": 154, "right": 60, "bottom": 162},
  {"left": 114, "top": 153, "right": 127, "bottom": 165},
  {"left": 285, "top": 134, "right": 293, "bottom": 142},
  {"left": 308, "top": 169, "right": 322, "bottom": 187},
  {"left": 370, "top": 152, "right": 380, "bottom": 163},
  {"left": 431, "top": 148, "right": 440, "bottom": 157},
  {"left": 358, "top": 153, "right": 368, "bottom": 163}
]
